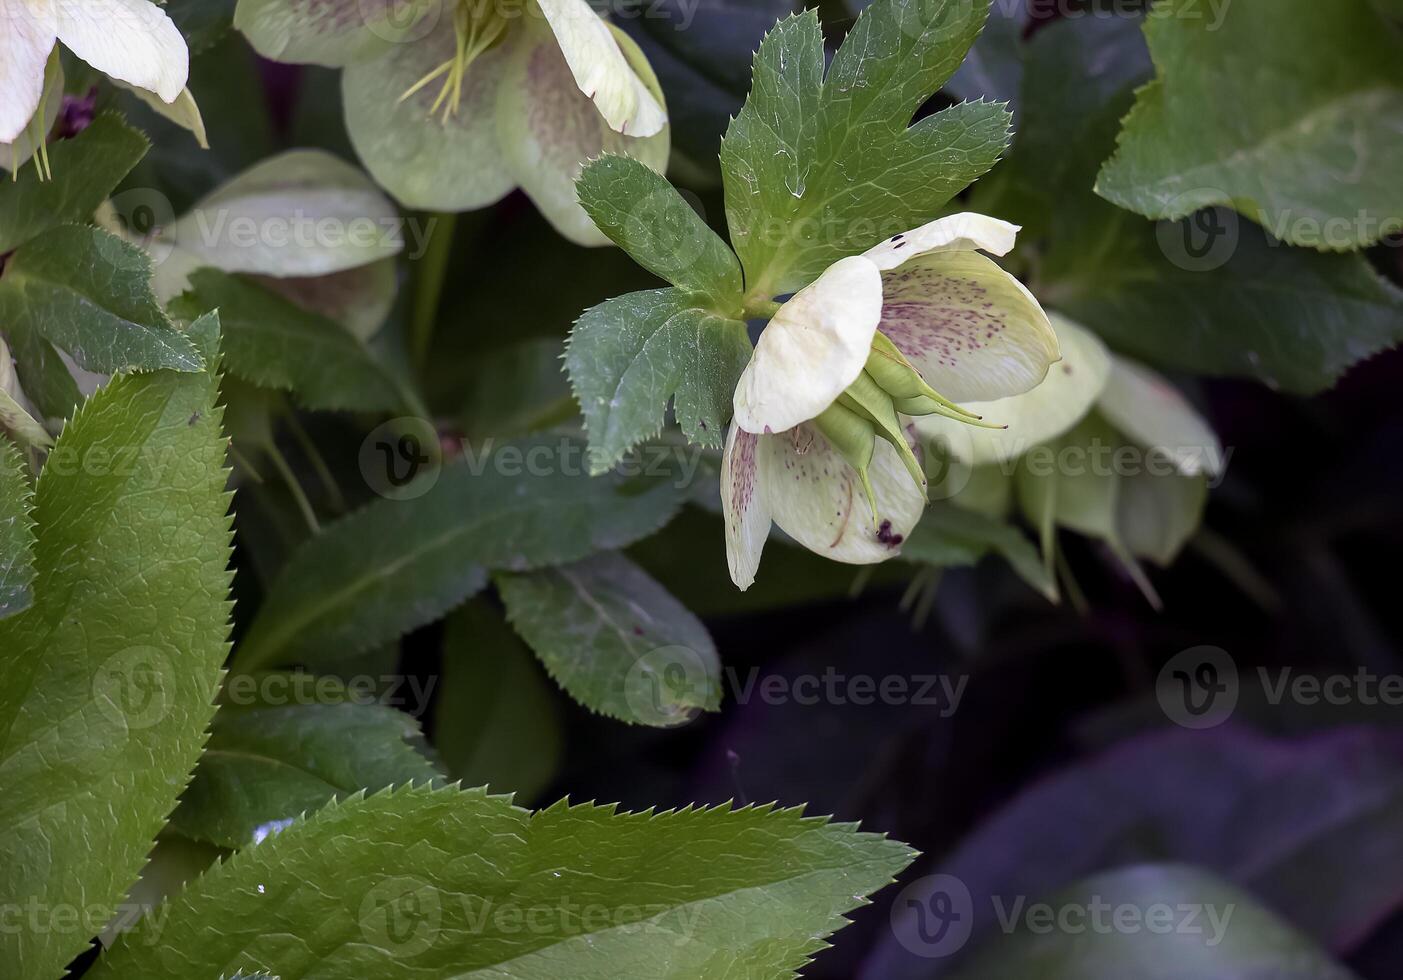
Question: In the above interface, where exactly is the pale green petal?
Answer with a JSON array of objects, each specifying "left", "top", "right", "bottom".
[
  {"left": 720, "top": 425, "right": 771, "bottom": 591},
  {"left": 1016, "top": 413, "right": 1122, "bottom": 542},
  {"left": 532, "top": 0, "right": 665, "bottom": 137},
  {"left": 734, "top": 256, "right": 883, "bottom": 435},
  {"left": 863, "top": 212, "right": 1020, "bottom": 272},
  {"left": 1098, "top": 355, "right": 1225, "bottom": 478},
  {"left": 0, "top": 338, "right": 52, "bottom": 448},
  {"left": 171, "top": 149, "right": 403, "bottom": 276},
  {"left": 345, "top": 27, "right": 517, "bottom": 211},
  {"left": 879, "top": 250, "right": 1059, "bottom": 403},
  {"left": 54, "top": 0, "right": 187, "bottom": 102},
  {"left": 0, "top": 1, "right": 56, "bottom": 146},
  {"left": 235, "top": 0, "right": 433, "bottom": 67},
  {"left": 118, "top": 82, "right": 207, "bottom": 148},
  {"left": 0, "top": 48, "right": 60, "bottom": 167},
  {"left": 1118, "top": 470, "right": 1208, "bottom": 567},
  {"left": 914, "top": 313, "right": 1110, "bottom": 466},
  {"left": 496, "top": 22, "right": 669, "bottom": 246},
  {"left": 759, "top": 422, "right": 926, "bottom": 566},
  {"left": 949, "top": 464, "right": 1013, "bottom": 519}
]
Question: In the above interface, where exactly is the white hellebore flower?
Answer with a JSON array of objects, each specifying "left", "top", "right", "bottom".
[
  {"left": 722, "top": 213, "right": 1060, "bottom": 590},
  {"left": 0, "top": 0, "right": 189, "bottom": 147},
  {"left": 236, "top": 0, "right": 668, "bottom": 246}
]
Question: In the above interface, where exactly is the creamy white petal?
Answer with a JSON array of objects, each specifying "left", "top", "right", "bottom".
[
  {"left": 734, "top": 255, "right": 883, "bottom": 435},
  {"left": 720, "top": 425, "right": 771, "bottom": 591},
  {"left": 863, "top": 212, "right": 1020, "bottom": 272},
  {"left": 915, "top": 313, "right": 1110, "bottom": 466},
  {"left": 1098, "top": 355, "right": 1224, "bottom": 478},
  {"left": 878, "top": 250, "right": 1058, "bottom": 404},
  {"left": 532, "top": 0, "right": 665, "bottom": 137},
  {"left": 496, "top": 21, "right": 668, "bottom": 245},
  {"left": 0, "top": 0, "right": 56, "bottom": 144},
  {"left": 759, "top": 423, "right": 925, "bottom": 566},
  {"left": 0, "top": 44, "right": 60, "bottom": 164},
  {"left": 54, "top": 0, "right": 188, "bottom": 102}
]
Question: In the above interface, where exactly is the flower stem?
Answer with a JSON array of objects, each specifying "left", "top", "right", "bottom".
[{"left": 410, "top": 212, "right": 457, "bottom": 369}]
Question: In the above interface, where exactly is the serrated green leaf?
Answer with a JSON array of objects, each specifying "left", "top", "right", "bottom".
[
  {"left": 91, "top": 785, "right": 915, "bottom": 979},
  {"left": 1006, "top": 15, "right": 1403, "bottom": 394},
  {"left": 496, "top": 551, "right": 721, "bottom": 727},
  {"left": 0, "top": 313, "right": 232, "bottom": 980},
  {"left": 170, "top": 268, "right": 402, "bottom": 413},
  {"left": 0, "top": 113, "right": 149, "bottom": 254},
  {"left": 232, "top": 437, "right": 687, "bottom": 672},
  {"left": 0, "top": 224, "right": 203, "bottom": 376},
  {"left": 577, "top": 155, "right": 743, "bottom": 309},
  {"left": 0, "top": 439, "right": 35, "bottom": 619},
  {"left": 567, "top": 288, "right": 750, "bottom": 473},
  {"left": 169, "top": 702, "right": 443, "bottom": 851},
  {"left": 5, "top": 328, "right": 82, "bottom": 421},
  {"left": 902, "top": 501, "right": 1056, "bottom": 601},
  {"left": 1096, "top": 0, "right": 1403, "bottom": 250},
  {"left": 437, "top": 601, "right": 563, "bottom": 803},
  {"left": 948, "top": 865, "right": 1356, "bottom": 980},
  {"left": 721, "top": 1, "right": 1011, "bottom": 296},
  {"left": 943, "top": 0, "right": 1030, "bottom": 116}
]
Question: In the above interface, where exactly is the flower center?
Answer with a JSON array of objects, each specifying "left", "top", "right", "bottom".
[{"left": 399, "top": 0, "right": 518, "bottom": 124}]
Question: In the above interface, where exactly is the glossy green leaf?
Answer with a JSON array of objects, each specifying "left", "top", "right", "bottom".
[
  {"left": 170, "top": 268, "right": 402, "bottom": 412},
  {"left": 170, "top": 702, "right": 442, "bottom": 850},
  {"left": 436, "top": 601, "right": 563, "bottom": 803},
  {"left": 92, "top": 785, "right": 914, "bottom": 979},
  {"left": 1096, "top": 0, "right": 1403, "bottom": 250},
  {"left": 577, "top": 154, "right": 743, "bottom": 309},
  {"left": 496, "top": 551, "right": 721, "bottom": 727},
  {"left": 0, "top": 314, "right": 231, "bottom": 980},
  {"left": 949, "top": 865, "right": 1356, "bottom": 980},
  {"left": 232, "top": 438, "right": 686, "bottom": 672},
  {"left": 0, "top": 225, "right": 203, "bottom": 376},
  {"left": 0, "top": 439, "right": 35, "bottom": 619},
  {"left": 0, "top": 114, "right": 149, "bottom": 254},
  {"left": 721, "top": 0, "right": 1010, "bottom": 296},
  {"left": 567, "top": 288, "right": 751, "bottom": 473}
]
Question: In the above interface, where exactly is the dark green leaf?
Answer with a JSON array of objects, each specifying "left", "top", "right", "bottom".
[
  {"left": 0, "top": 313, "right": 231, "bottom": 979},
  {"left": 496, "top": 551, "right": 722, "bottom": 726},
  {"left": 170, "top": 702, "right": 442, "bottom": 850},
  {"left": 171, "top": 268, "right": 402, "bottom": 412},
  {"left": 1096, "top": 0, "right": 1403, "bottom": 250},
  {"left": 721, "top": 1, "right": 1011, "bottom": 295},
  {"left": 92, "top": 786, "right": 915, "bottom": 979},
  {"left": 0, "top": 439, "right": 35, "bottom": 619},
  {"left": 567, "top": 288, "right": 750, "bottom": 472},
  {"left": 436, "top": 601, "right": 563, "bottom": 803},
  {"left": 0, "top": 224, "right": 202, "bottom": 375},
  {"left": 0, "top": 113, "right": 149, "bottom": 254},
  {"left": 231, "top": 437, "right": 687, "bottom": 672},
  {"left": 577, "top": 154, "right": 743, "bottom": 308}
]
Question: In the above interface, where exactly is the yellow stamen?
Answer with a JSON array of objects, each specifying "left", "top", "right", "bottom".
[{"left": 399, "top": 0, "right": 513, "bottom": 125}]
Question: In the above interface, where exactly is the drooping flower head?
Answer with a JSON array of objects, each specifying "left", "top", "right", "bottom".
[
  {"left": 723, "top": 214, "right": 1061, "bottom": 590},
  {"left": 236, "top": 0, "right": 669, "bottom": 245}
]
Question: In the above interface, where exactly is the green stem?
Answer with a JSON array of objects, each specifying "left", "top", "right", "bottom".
[
  {"left": 410, "top": 212, "right": 458, "bottom": 368},
  {"left": 284, "top": 409, "right": 346, "bottom": 514},
  {"left": 266, "top": 439, "right": 320, "bottom": 535}
]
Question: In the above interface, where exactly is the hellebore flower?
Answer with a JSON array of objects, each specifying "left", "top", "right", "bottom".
[
  {"left": 236, "top": 0, "right": 669, "bottom": 245},
  {"left": 0, "top": 0, "right": 190, "bottom": 155},
  {"left": 722, "top": 213, "right": 1060, "bottom": 590}
]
